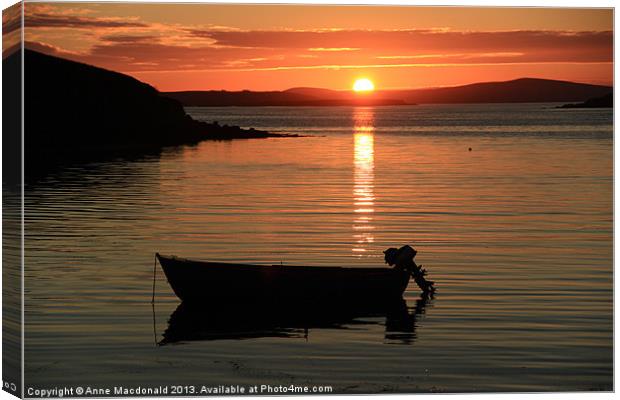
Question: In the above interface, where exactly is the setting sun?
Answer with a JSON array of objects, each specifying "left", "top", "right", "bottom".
[{"left": 353, "top": 78, "right": 375, "bottom": 92}]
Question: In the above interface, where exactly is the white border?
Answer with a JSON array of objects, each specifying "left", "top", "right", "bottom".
[
  {"left": 0, "top": 1, "right": 616, "bottom": 400},
  {"left": 6, "top": 0, "right": 618, "bottom": 6}
]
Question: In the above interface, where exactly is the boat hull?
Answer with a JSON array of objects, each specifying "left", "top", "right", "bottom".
[{"left": 156, "top": 254, "right": 411, "bottom": 304}]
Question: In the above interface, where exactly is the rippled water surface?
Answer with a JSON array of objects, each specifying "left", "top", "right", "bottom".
[{"left": 24, "top": 104, "right": 612, "bottom": 393}]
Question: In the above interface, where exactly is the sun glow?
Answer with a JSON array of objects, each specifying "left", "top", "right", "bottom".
[{"left": 353, "top": 78, "right": 375, "bottom": 92}]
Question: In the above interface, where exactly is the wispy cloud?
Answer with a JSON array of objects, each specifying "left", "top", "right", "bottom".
[
  {"left": 172, "top": 60, "right": 610, "bottom": 74},
  {"left": 101, "top": 34, "right": 160, "bottom": 43},
  {"left": 2, "top": 2, "right": 22, "bottom": 57},
  {"left": 376, "top": 52, "right": 525, "bottom": 60},
  {"left": 189, "top": 29, "right": 612, "bottom": 54},
  {"left": 25, "top": 13, "right": 148, "bottom": 29},
  {"left": 308, "top": 47, "right": 360, "bottom": 52},
  {"left": 24, "top": 40, "right": 81, "bottom": 57},
  {"left": 3, "top": 3, "right": 22, "bottom": 34}
]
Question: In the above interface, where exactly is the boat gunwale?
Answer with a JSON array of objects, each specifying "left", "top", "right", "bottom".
[{"left": 156, "top": 253, "right": 397, "bottom": 273}]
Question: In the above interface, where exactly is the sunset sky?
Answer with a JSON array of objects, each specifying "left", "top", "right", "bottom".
[{"left": 14, "top": 2, "right": 614, "bottom": 91}]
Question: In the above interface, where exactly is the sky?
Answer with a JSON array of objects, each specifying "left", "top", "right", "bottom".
[{"left": 12, "top": 2, "right": 614, "bottom": 91}]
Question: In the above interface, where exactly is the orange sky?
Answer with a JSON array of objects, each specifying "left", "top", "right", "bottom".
[{"left": 16, "top": 3, "right": 614, "bottom": 91}]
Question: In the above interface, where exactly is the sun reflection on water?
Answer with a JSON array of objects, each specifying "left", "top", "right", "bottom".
[{"left": 352, "top": 107, "right": 375, "bottom": 256}]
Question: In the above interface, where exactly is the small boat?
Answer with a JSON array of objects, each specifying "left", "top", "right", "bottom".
[{"left": 155, "top": 253, "right": 412, "bottom": 305}]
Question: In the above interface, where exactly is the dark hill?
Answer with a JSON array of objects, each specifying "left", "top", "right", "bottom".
[{"left": 17, "top": 50, "right": 282, "bottom": 156}]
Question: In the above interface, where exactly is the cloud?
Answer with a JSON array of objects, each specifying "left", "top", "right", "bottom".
[
  {"left": 22, "top": 7, "right": 612, "bottom": 77},
  {"left": 376, "top": 52, "right": 525, "bottom": 60},
  {"left": 2, "top": 3, "right": 22, "bottom": 57},
  {"left": 24, "top": 41, "right": 80, "bottom": 56},
  {"left": 188, "top": 28, "right": 611, "bottom": 55},
  {"left": 101, "top": 34, "right": 160, "bottom": 43},
  {"left": 25, "top": 13, "right": 148, "bottom": 29},
  {"left": 23, "top": 41, "right": 90, "bottom": 63},
  {"left": 3, "top": 6, "right": 22, "bottom": 34},
  {"left": 308, "top": 47, "right": 360, "bottom": 52},
  {"left": 27, "top": 32, "right": 611, "bottom": 76}
]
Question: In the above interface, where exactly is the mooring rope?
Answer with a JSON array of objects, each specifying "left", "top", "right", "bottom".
[
  {"left": 152, "top": 253, "right": 159, "bottom": 346},
  {"left": 151, "top": 253, "right": 157, "bottom": 304}
]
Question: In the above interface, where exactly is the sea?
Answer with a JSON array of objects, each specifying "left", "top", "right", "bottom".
[{"left": 20, "top": 103, "right": 612, "bottom": 393}]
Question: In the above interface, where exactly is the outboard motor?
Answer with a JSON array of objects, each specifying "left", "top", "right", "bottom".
[{"left": 384, "top": 245, "right": 435, "bottom": 295}]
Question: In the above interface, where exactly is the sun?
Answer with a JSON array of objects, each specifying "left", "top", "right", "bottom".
[{"left": 353, "top": 78, "right": 375, "bottom": 92}]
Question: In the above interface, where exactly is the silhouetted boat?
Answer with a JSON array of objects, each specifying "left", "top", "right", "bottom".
[{"left": 155, "top": 253, "right": 411, "bottom": 304}]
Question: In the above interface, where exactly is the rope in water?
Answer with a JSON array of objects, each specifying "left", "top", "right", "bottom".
[
  {"left": 151, "top": 253, "right": 157, "bottom": 304},
  {"left": 151, "top": 254, "right": 159, "bottom": 346}
]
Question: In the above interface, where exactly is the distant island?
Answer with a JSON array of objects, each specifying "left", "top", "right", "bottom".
[
  {"left": 10, "top": 50, "right": 290, "bottom": 158},
  {"left": 164, "top": 78, "right": 612, "bottom": 107},
  {"left": 165, "top": 89, "right": 408, "bottom": 107},
  {"left": 558, "top": 92, "right": 613, "bottom": 109}
]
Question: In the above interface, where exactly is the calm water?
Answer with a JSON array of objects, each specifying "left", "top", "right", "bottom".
[{"left": 24, "top": 104, "right": 612, "bottom": 393}]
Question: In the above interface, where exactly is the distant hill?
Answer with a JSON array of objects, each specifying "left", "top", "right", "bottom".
[
  {"left": 165, "top": 89, "right": 406, "bottom": 106},
  {"left": 394, "top": 78, "right": 612, "bottom": 104},
  {"left": 165, "top": 78, "right": 612, "bottom": 107},
  {"left": 284, "top": 87, "right": 350, "bottom": 99}
]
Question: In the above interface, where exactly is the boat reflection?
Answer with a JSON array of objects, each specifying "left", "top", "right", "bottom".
[
  {"left": 159, "top": 294, "right": 432, "bottom": 346},
  {"left": 353, "top": 107, "right": 375, "bottom": 256}
]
